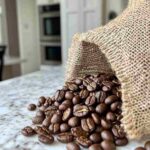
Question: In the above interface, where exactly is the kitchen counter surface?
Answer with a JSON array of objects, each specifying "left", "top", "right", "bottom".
[{"left": 0, "top": 66, "right": 148, "bottom": 150}]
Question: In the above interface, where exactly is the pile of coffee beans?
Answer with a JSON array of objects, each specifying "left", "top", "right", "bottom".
[
  {"left": 135, "top": 141, "right": 150, "bottom": 150},
  {"left": 22, "top": 73, "right": 129, "bottom": 150}
]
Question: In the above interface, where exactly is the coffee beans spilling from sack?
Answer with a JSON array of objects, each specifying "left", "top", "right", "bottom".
[{"left": 22, "top": 73, "right": 129, "bottom": 150}]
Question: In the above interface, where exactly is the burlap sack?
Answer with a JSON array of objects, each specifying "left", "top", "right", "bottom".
[{"left": 66, "top": 0, "right": 150, "bottom": 139}]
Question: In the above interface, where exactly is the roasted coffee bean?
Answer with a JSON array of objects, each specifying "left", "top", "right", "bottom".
[
  {"left": 79, "top": 89, "right": 89, "bottom": 99},
  {"left": 59, "top": 104, "right": 69, "bottom": 111},
  {"left": 89, "top": 144, "right": 103, "bottom": 150},
  {"left": 112, "top": 125, "right": 126, "bottom": 138},
  {"left": 51, "top": 114, "right": 62, "bottom": 124},
  {"left": 34, "top": 126, "right": 50, "bottom": 135},
  {"left": 71, "top": 127, "right": 89, "bottom": 137},
  {"left": 38, "top": 96, "right": 46, "bottom": 105},
  {"left": 87, "top": 82, "right": 97, "bottom": 92},
  {"left": 89, "top": 106, "right": 95, "bottom": 112},
  {"left": 75, "top": 79, "right": 82, "bottom": 85},
  {"left": 73, "top": 105, "right": 89, "bottom": 117},
  {"left": 145, "top": 141, "right": 150, "bottom": 150},
  {"left": 101, "top": 130, "right": 114, "bottom": 141},
  {"left": 72, "top": 95, "right": 81, "bottom": 105},
  {"left": 105, "top": 95, "right": 118, "bottom": 105},
  {"left": 62, "top": 108, "right": 72, "bottom": 121},
  {"left": 95, "top": 126, "right": 104, "bottom": 133},
  {"left": 49, "top": 123, "right": 60, "bottom": 134},
  {"left": 62, "top": 100, "right": 73, "bottom": 107},
  {"left": 135, "top": 147, "right": 146, "bottom": 150},
  {"left": 36, "top": 110, "right": 45, "bottom": 117},
  {"left": 60, "top": 123, "right": 70, "bottom": 132},
  {"left": 55, "top": 90, "right": 65, "bottom": 102},
  {"left": 66, "top": 142, "right": 80, "bottom": 150},
  {"left": 38, "top": 134, "right": 54, "bottom": 144},
  {"left": 106, "top": 112, "right": 116, "bottom": 121},
  {"left": 57, "top": 132, "right": 74, "bottom": 143},
  {"left": 65, "top": 91, "right": 74, "bottom": 100},
  {"left": 101, "top": 140, "right": 116, "bottom": 150},
  {"left": 68, "top": 117, "right": 80, "bottom": 127},
  {"left": 115, "top": 137, "right": 128, "bottom": 146},
  {"left": 96, "top": 103, "right": 107, "bottom": 114},
  {"left": 67, "top": 83, "right": 78, "bottom": 91},
  {"left": 102, "top": 81, "right": 114, "bottom": 92},
  {"left": 42, "top": 116, "right": 51, "bottom": 127},
  {"left": 76, "top": 136, "right": 92, "bottom": 148},
  {"left": 44, "top": 106, "right": 57, "bottom": 116},
  {"left": 81, "top": 118, "right": 95, "bottom": 132},
  {"left": 28, "top": 104, "right": 36, "bottom": 111},
  {"left": 111, "top": 102, "right": 122, "bottom": 112},
  {"left": 32, "top": 116, "right": 44, "bottom": 124},
  {"left": 21, "top": 126, "right": 35, "bottom": 136},
  {"left": 54, "top": 101, "right": 60, "bottom": 107},
  {"left": 89, "top": 133, "right": 101, "bottom": 143},
  {"left": 39, "top": 105, "right": 47, "bottom": 112},
  {"left": 91, "top": 113, "right": 101, "bottom": 125},
  {"left": 85, "top": 96, "right": 96, "bottom": 106},
  {"left": 95, "top": 91, "right": 107, "bottom": 103},
  {"left": 101, "top": 119, "right": 112, "bottom": 129}
]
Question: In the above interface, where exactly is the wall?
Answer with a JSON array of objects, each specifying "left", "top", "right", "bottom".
[{"left": 17, "top": 0, "right": 41, "bottom": 74}]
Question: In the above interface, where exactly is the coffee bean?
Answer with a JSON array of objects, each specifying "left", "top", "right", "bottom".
[
  {"left": 32, "top": 116, "right": 44, "bottom": 124},
  {"left": 76, "top": 136, "right": 92, "bottom": 148},
  {"left": 105, "top": 95, "right": 118, "bottom": 105},
  {"left": 34, "top": 126, "right": 50, "bottom": 135},
  {"left": 101, "top": 130, "right": 114, "bottom": 141},
  {"left": 79, "top": 89, "right": 89, "bottom": 99},
  {"left": 62, "top": 100, "right": 73, "bottom": 107},
  {"left": 36, "top": 110, "right": 45, "bottom": 117},
  {"left": 91, "top": 113, "right": 101, "bottom": 125},
  {"left": 89, "top": 133, "right": 101, "bottom": 143},
  {"left": 65, "top": 91, "right": 74, "bottom": 100},
  {"left": 145, "top": 141, "right": 150, "bottom": 150},
  {"left": 89, "top": 106, "right": 95, "bottom": 112},
  {"left": 72, "top": 95, "right": 81, "bottom": 105},
  {"left": 112, "top": 125, "right": 126, "bottom": 138},
  {"left": 115, "top": 137, "right": 128, "bottom": 146},
  {"left": 111, "top": 102, "right": 122, "bottom": 112},
  {"left": 135, "top": 147, "right": 146, "bottom": 150},
  {"left": 73, "top": 105, "right": 89, "bottom": 117},
  {"left": 68, "top": 117, "right": 80, "bottom": 127},
  {"left": 38, "top": 96, "right": 46, "bottom": 106},
  {"left": 51, "top": 114, "right": 62, "bottom": 124},
  {"left": 59, "top": 104, "right": 68, "bottom": 111},
  {"left": 21, "top": 126, "right": 35, "bottom": 136},
  {"left": 44, "top": 106, "right": 57, "bottom": 117},
  {"left": 81, "top": 118, "right": 95, "bottom": 132},
  {"left": 54, "top": 101, "right": 60, "bottom": 107},
  {"left": 38, "top": 134, "right": 54, "bottom": 144},
  {"left": 49, "top": 123, "right": 60, "bottom": 134},
  {"left": 102, "top": 81, "right": 114, "bottom": 92},
  {"left": 57, "top": 132, "right": 74, "bottom": 143},
  {"left": 55, "top": 90, "right": 65, "bottom": 102},
  {"left": 28, "top": 104, "right": 36, "bottom": 111},
  {"left": 89, "top": 144, "right": 103, "bottom": 150},
  {"left": 96, "top": 103, "right": 107, "bottom": 114},
  {"left": 75, "top": 79, "right": 82, "bottom": 85},
  {"left": 85, "top": 96, "right": 96, "bottom": 106},
  {"left": 71, "top": 127, "right": 89, "bottom": 138},
  {"left": 42, "top": 116, "right": 51, "bottom": 127},
  {"left": 62, "top": 108, "right": 72, "bottom": 121},
  {"left": 95, "top": 91, "right": 107, "bottom": 103},
  {"left": 101, "top": 140, "right": 116, "bottom": 150},
  {"left": 95, "top": 126, "right": 104, "bottom": 133},
  {"left": 66, "top": 142, "right": 80, "bottom": 150},
  {"left": 60, "top": 123, "right": 70, "bottom": 132},
  {"left": 101, "top": 119, "right": 112, "bottom": 129},
  {"left": 106, "top": 112, "right": 116, "bottom": 121},
  {"left": 39, "top": 105, "right": 47, "bottom": 112},
  {"left": 67, "top": 83, "right": 79, "bottom": 91},
  {"left": 87, "top": 82, "right": 97, "bottom": 92}
]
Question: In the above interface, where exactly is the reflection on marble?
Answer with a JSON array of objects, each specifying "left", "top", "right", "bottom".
[{"left": 0, "top": 66, "right": 148, "bottom": 150}]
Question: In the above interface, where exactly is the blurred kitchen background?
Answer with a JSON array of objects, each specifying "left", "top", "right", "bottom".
[{"left": 0, "top": 0, "right": 128, "bottom": 81}]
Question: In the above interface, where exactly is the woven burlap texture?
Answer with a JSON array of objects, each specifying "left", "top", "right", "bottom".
[{"left": 66, "top": 0, "right": 150, "bottom": 139}]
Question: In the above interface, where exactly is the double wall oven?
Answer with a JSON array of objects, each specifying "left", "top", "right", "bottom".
[{"left": 39, "top": 4, "right": 61, "bottom": 65}]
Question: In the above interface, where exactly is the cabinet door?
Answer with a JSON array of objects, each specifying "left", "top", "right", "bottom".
[{"left": 61, "top": 0, "right": 102, "bottom": 65}]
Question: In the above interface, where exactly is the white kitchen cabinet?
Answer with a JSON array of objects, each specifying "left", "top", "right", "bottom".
[{"left": 61, "top": 0, "right": 103, "bottom": 65}]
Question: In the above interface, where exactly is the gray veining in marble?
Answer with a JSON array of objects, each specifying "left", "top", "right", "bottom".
[{"left": 0, "top": 66, "right": 149, "bottom": 150}]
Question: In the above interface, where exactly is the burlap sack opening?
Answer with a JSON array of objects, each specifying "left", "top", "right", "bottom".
[{"left": 66, "top": 0, "right": 150, "bottom": 139}]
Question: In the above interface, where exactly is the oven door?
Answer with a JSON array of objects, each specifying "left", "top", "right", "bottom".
[
  {"left": 41, "top": 42, "right": 62, "bottom": 65},
  {"left": 40, "top": 12, "right": 61, "bottom": 41}
]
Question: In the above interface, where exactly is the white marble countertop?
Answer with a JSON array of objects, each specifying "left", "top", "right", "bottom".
[{"left": 0, "top": 66, "right": 148, "bottom": 150}]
